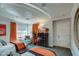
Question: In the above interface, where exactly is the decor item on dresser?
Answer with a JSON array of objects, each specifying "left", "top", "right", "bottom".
[{"left": 0, "top": 24, "right": 6, "bottom": 36}]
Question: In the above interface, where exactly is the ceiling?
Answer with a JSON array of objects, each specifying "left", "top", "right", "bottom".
[
  {"left": 0, "top": 3, "right": 49, "bottom": 24},
  {"left": 0, "top": 3, "right": 75, "bottom": 24},
  {"left": 31, "top": 3, "right": 74, "bottom": 19}
]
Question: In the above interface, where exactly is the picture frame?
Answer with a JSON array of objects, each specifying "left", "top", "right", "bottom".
[{"left": 0, "top": 24, "right": 6, "bottom": 36}]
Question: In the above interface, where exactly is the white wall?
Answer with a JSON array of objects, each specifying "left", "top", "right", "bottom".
[
  {"left": 43, "top": 18, "right": 71, "bottom": 47},
  {"left": 70, "top": 3, "right": 79, "bottom": 56},
  {"left": 53, "top": 19, "right": 71, "bottom": 48},
  {"left": 43, "top": 20, "right": 53, "bottom": 47},
  {"left": 43, "top": 3, "right": 79, "bottom": 56},
  {"left": 0, "top": 17, "right": 32, "bottom": 42},
  {"left": 0, "top": 17, "right": 11, "bottom": 43}
]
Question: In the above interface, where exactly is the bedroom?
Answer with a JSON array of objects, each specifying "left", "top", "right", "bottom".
[{"left": 0, "top": 3, "right": 79, "bottom": 56}]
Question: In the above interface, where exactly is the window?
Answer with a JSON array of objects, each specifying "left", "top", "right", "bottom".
[{"left": 16, "top": 23, "right": 32, "bottom": 40}]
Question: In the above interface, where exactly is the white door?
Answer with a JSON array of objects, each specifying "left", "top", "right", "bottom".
[{"left": 53, "top": 19, "right": 71, "bottom": 48}]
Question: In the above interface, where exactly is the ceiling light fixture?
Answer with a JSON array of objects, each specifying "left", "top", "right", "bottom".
[{"left": 41, "top": 3, "right": 46, "bottom": 7}]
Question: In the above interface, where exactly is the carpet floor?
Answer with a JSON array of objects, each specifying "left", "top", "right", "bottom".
[{"left": 27, "top": 44, "right": 72, "bottom": 56}]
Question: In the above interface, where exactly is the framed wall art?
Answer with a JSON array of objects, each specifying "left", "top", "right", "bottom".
[{"left": 0, "top": 24, "right": 6, "bottom": 36}]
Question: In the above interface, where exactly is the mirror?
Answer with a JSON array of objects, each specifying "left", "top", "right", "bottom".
[{"left": 75, "top": 7, "right": 79, "bottom": 41}]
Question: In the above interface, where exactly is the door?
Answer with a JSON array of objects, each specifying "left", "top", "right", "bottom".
[{"left": 53, "top": 19, "right": 71, "bottom": 48}]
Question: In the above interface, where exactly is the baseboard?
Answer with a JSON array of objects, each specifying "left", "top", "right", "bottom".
[{"left": 48, "top": 44, "right": 54, "bottom": 48}]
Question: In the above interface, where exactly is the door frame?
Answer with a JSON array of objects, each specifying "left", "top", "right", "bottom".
[{"left": 52, "top": 18, "right": 71, "bottom": 48}]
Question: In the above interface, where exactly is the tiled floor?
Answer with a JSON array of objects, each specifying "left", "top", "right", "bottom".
[{"left": 27, "top": 44, "right": 72, "bottom": 56}]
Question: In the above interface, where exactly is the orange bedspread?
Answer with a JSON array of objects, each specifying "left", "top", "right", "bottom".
[
  {"left": 11, "top": 40, "right": 26, "bottom": 52},
  {"left": 30, "top": 47, "right": 56, "bottom": 56}
]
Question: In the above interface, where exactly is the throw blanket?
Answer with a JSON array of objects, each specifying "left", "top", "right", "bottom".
[{"left": 11, "top": 40, "right": 26, "bottom": 54}]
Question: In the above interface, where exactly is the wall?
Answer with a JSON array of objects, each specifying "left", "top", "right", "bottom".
[
  {"left": 0, "top": 17, "right": 32, "bottom": 42},
  {"left": 43, "top": 21, "right": 53, "bottom": 47},
  {"left": 43, "top": 3, "right": 79, "bottom": 56},
  {"left": 43, "top": 18, "right": 71, "bottom": 48},
  {"left": 0, "top": 17, "right": 11, "bottom": 43},
  {"left": 53, "top": 19, "right": 71, "bottom": 48},
  {"left": 70, "top": 3, "right": 79, "bottom": 56}
]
